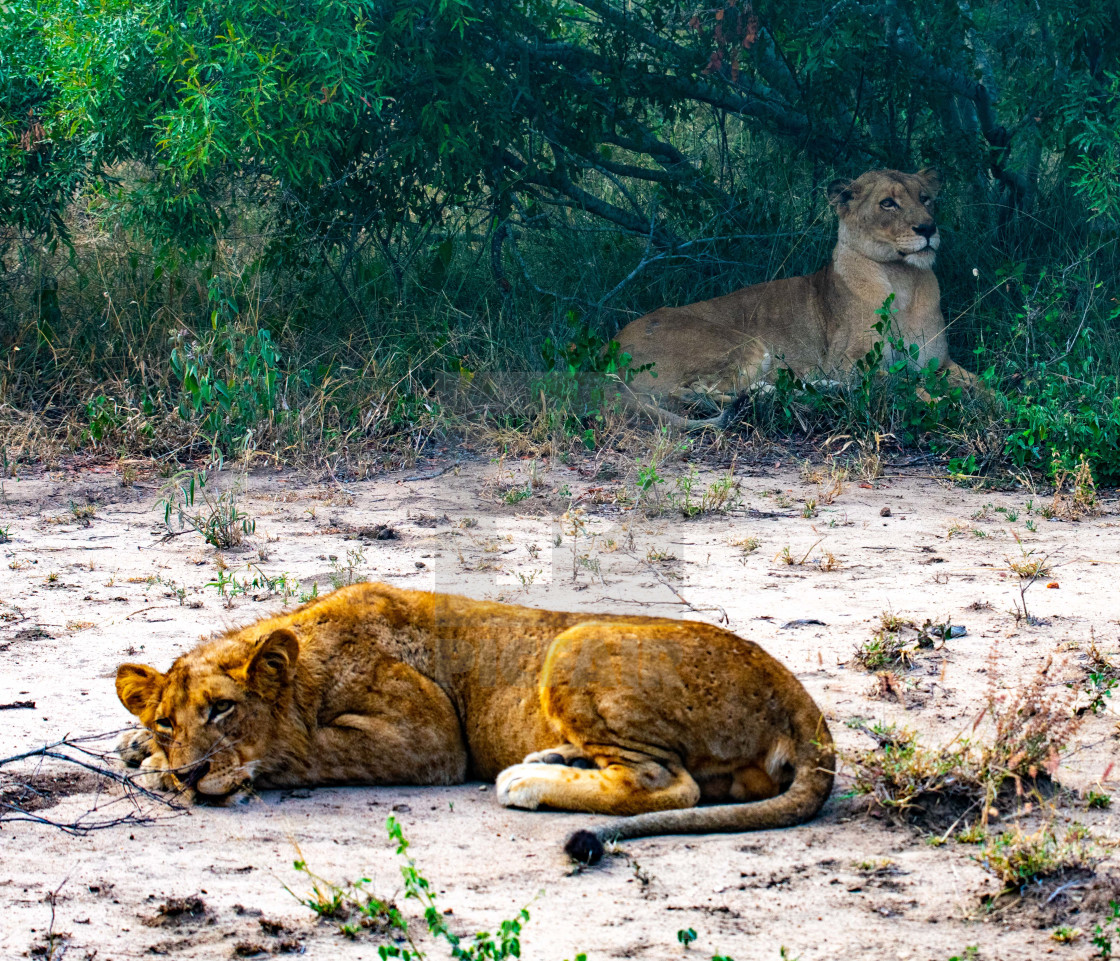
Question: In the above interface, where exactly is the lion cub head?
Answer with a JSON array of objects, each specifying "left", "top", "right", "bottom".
[
  {"left": 115, "top": 629, "right": 298, "bottom": 798},
  {"left": 828, "top": 168, "right": 941, "bottom": 269}
]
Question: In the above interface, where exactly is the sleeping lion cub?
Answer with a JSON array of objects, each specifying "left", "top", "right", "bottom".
[
  {"left": 616, "top": 167, "right": 974, "bottom": 427},
  {"left": 116, "top": 582, "right": 834, "bottom": 862}
]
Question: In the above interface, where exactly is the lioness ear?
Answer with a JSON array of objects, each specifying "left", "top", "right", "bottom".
[
  {"left": 916, "top": 167, "right": 941, "bottom": 199},
  {"left": 827, "top": 178, "right": 856, "bottom": 208},
  {"left": 242, "top": 629, "right": 299, "bottom": 699},
  {"left": 116, "top": 664, "right": 165, "bottom": 717}
]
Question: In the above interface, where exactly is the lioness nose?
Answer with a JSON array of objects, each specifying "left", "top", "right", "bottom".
[
  {"left": 913, "top": 223, "right": 937, "bottom": 239},
  {"left": 182, "top": 760, "right": 211, "bottom": 789}
]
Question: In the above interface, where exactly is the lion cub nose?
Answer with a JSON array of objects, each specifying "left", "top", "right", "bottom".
[{"left": 913, "top": 222, "right": 937, "bottom": 239}]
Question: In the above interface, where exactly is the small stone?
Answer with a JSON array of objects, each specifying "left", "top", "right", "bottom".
[{"left": 880, "top": 506, "right": 892, "bottom": 517}]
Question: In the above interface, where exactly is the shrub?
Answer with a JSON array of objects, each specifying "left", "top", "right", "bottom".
[{"left": 844, "top": 649, "right": 1085, "bottom": 823}]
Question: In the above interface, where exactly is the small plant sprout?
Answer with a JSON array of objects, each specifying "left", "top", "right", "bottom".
[
  {"left": 1007, "top": 533, "right": 1052, "bottom": 626},
  {"left": 285, "top": 820, "right": 539, "bottom": 957},
  {"left": 732, "top": 536, "right": 760, "bottom": 557},
  {"left": 1093, "top": 900, "right": 1119, "bottom": 960}
]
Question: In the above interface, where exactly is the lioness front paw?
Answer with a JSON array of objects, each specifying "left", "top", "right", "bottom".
[
  {"left": 117, "top": 727, "right": 153, "bottom": 768},
  {"left": 496, "top": 763, "right": 574, "bottom": 810},
  {"left": 522, "top": 746, "right": 596, "bottom": 768}
]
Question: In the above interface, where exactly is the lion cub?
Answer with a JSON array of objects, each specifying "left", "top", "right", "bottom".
[
  {"left": 116, "top": 582, "right": 834, "bottom": 862},
  {"left": 616, "top": 168, "right": 974, "bottom": 427}
]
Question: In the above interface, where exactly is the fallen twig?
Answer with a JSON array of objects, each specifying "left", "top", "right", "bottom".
[{"left": 0, "top": 729, "right": 185, "bottom": 834}]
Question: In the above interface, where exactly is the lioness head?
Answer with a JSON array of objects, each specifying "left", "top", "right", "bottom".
[
  {"left": 115, "top": 628, "right": 298, "bottom": 798},
  {"left": 827, "top": 168, "right": 941, "bottom": 269}
]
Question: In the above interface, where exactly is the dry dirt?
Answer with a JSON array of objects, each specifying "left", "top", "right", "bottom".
[{"left": 1, "top": 453, "right": 1118, "bottom": 961}]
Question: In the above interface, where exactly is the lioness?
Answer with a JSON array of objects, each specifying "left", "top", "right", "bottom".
[
  {"left": 116, "top": 582, "right": 834, "bottom": 862},
  {"left": 616, "top": 168, "right": 974, "bottom": 427}
]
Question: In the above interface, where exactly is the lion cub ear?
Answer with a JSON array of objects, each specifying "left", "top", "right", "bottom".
[
  {"left": 916, "top": 167, "right": 941, "bottom": 199},
  {"left": 241, "top": 629, "right": 299, "bottom": 700},
  {"left": 116, "top": 664, "right": 165, "bottom": 717},
  {"left": 827, "top": 178, "right": 858, "bottom": 208}
]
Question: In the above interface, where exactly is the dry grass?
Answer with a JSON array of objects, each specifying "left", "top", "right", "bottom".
[
  {"left": 843, "top": 647, "right": 1086, "bottom": 826},
  {"left": 1048, "top": 456, "right": 1101, "bottom": 521},
  {"left": 975, "top": 823, "right": 1097, "bottom": 892},
  {"left": 774, "top": 540, "right": 841, "bottom": 570}
]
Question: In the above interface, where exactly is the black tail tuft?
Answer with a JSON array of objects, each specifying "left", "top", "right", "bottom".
[{"left": 564, "top": 829, "right": 604, "bottom": 865}]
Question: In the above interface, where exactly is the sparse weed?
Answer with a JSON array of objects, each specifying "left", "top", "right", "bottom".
[
  {"left": 1049, "top": 455, "right": 1100, "bottom": 521},
  {"left": 286, "top": 819, "right": 538, "bottom": 957},
  {"left": 1007, "top": 533, "right": 1052, "bottom": 625},
  {"left": 384, "top": 816, "right": 533, "bottom": 959},
  {"left": 285, "top": 854, "right": 398, "bottom": 936},
  {"left": 855, "top": 631, "right": 915, "bottom": 671},
  {"left": 1051, "top": 926, "right": 1081, "bottom": 944},
  {"left": 853, "top": 611, "right": 957, "bottom": 671},
  {"left": 774, "top": 540, "right": 839, "bottom": 570},
  {"left": 1093, "top": 900, "right": 1119, "bottom": 959},
  {"left": 667, "top": 467, "right": 741, "bottom": 518},
  {"left": 843, "top": 649, "right": 1086, "bottom": 824},
  {"left": 502, "top": 484, "right": 533, "bottom": 505},
  {"left": 158, "top": 468, "right": 255, "bottom": 550},
  {"left": 976, "top": 823, "right": 1097, "bottom": 892},
  {"left": 957, "top": 823, "right": 987, "bottom": 844},
  {"left": 329, "top": 548, "right": 367, "bottom": 589},
  {"left": 1082, "top": 635, "right": 1119, "bottom": 715},
  {"left": 732, "top": 536, "right": 760, "bottom": 556},
  {"left": 208, "top": 565, "right": 300, "bottom": 607}
]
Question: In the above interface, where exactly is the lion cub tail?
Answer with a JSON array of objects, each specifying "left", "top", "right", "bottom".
[{"left": 564, "top": 711, "right": 835, "bottom": 865}]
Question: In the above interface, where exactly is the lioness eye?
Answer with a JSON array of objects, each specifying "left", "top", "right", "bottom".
[
  {"left": 208, "top": 700, "right": 235, "bottom": 723},
  {"left": 155, "top": 717, "right": 173, "bottom": 731},
  {"left": 880, "top": 198, "right": 898, "bottom": 209},
  {"left": 920, "top": 194, "right": 931, "bottom": 204}
]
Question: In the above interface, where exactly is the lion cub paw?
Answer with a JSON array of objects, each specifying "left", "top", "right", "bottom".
[
  {"left": 136, "top": 754, "right": 179, "bottom": 793},
  {"left": 117, "top": 727, "right": 154, "bottom": 769},
  {"left": 496, "top": 763, "right": 576, "bottom": 810}
]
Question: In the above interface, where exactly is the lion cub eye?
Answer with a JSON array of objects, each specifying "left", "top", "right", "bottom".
[
  {"left": 879, "top": 198, "right": 899, "bottom": 209},
  {"left": 155, "top": 717, "right": 173, "bottom": 732},
  {"left": 208, "top": 700, "right": 236, "bottom": 723}
]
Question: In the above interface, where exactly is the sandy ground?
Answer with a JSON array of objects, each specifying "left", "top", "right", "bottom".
[{"left": 1, "top": 453, "right": 1118, "bottom": 961}]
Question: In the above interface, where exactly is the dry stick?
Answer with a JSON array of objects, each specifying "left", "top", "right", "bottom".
[
  {"left": 124, "top": 605, "right": 178, "bottom": 621},
  {"left": 404, "top": 463, "right": 456, "bottom": 483},
  {"left": 627, "top": 550, "right": 729, "bottom": 625},
  {"left": 0, "top": 731, "right": 185, "bottom": 833},
  {"left": 42, "top": 877, "right": 69, "bottom": 960}
]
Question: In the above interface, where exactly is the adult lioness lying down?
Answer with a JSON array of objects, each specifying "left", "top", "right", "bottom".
[
  {"left": 616, "top": 168, "right": 974, "bottom": 427},
  {"left": 116, "top": 582, "right": 834, "bottom": 863}
]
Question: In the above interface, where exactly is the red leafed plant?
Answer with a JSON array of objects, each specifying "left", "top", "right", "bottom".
[{"left": 690, "top": 1, "right": 760, "bottom": 81}]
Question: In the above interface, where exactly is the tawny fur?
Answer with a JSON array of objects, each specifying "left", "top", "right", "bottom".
[
  {"left": 116, "top": 583, "right": 835, "bottom": 851},
  {"left": 615, "top": 168, "right": 975, "bottom": 428}
]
